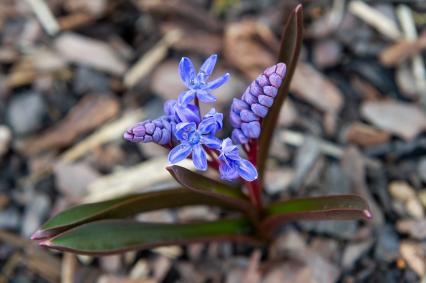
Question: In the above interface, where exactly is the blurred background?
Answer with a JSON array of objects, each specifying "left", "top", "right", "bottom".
[{"left": 0, "top": 0, "right": 426, "bottom": 282}]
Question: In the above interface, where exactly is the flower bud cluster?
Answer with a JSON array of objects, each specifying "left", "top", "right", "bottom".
[{"left": 230, "top": 63, "right": 286, "bottom": 144}]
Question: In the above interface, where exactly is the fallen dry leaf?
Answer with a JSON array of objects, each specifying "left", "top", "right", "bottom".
[
  {"left": 224, "top": 19, "right": 276, "bottom": 80},
  {"left": 290, "top": 62, "right": 343, "bottom": 114},
  {"left": 361, "top": 100, "right": 426, "bottom": 140},
  {"left": 400, "top": 241, "right": 426, "bottom": 277},
  {"left": 22, "top": 95, "right": 120, "bottom": 155},
  {"left": 55, "top": 33, "right": 127, "bottom": 75},
  {"left": 345, "top": 122, "right": 391, "bottom": 147}
]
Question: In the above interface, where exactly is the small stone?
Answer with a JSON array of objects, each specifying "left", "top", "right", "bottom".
[
  {"left": 389, "top": 181, "right": 416, "bottom": 202},
  {"left": 406, "top": 198, "right": 424, "bottom": 219},
  {"left": 177, "top": 206, "right": 218, "bottom": 221},
  {"left": 361, "top": 100, "right": 426, "bottom": 140},
  {"left": 400, "top": 241, "right": 426, "bottom": 277},
  {"left": 73, "top": 66, "right": 110, "bottom": 94},
  {"left": 151, "top": 60, "right": 186, "bottom": 100},
  {"left": 344, "top": 122, "right": 390, "bottom": 147},
  {"left": 418, "top": 158, "right": 426, "bottom": 183},
  {"left": 278, "top": 98, "right": 297, "bottom": 127},
  {"left": 55, "top": 32, "right": 127, "bottom": 75},
  {"left": 396, "top": 219, "right": 426, "bottom": 240},
  {"left": 264, "top": 168, "right": 294, "bottom": 194},
  {"left": 342, "top": 240, "right": 374, "bottom": 269},
  {"left": 129, "top": 260, "right": 149, "bottom": 279},
  {"left": 6, "top": 92, "right": 46, "bottom": 135},
  {"left": 136, "top": 210, "right": 174, "bottom": 223},
  {"left": 419, "top": 190, "right": 426, "bottom": 208},
  {"left": 100, "top": 255, "right": 122, "bottom": 273},
  {"left": 301, "top": 220, "right": 357, "bottom": 240},
  {"left": 374, "top": 225, "right": 400, "bottom": 262},
  {"left": 313, "top": 39, "right": 342, "bottom": 68},
  {"left": 21, "top": 193, "right": 50, "bottom": 237},
  {"left": 0, "top": 208, "right": 20, "bottom": 229},
  {"left": 54, "top": 162, "right": 100, "bottom": 201},
  {"left": 0, "top": 125, "right": 11, "bottom": 157}
]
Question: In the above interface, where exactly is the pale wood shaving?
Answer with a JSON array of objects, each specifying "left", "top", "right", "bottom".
[
  {"left": 124, "top": 29, "right": 183, "bottom": 88},
  {"left": 349, "top": 1, "right": 402, "bottom": 41}
]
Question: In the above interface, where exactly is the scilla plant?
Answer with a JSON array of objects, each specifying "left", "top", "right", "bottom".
[{"left": 31, "top": 5, "right": 371, "bottom": 254}]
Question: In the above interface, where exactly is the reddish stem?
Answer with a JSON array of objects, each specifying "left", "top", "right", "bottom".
[
  {"left": 205, "top": 146, "right": 220, "bottom": 171},
  {"left": 245, "top": 139, "right": 263, "bottom": 209}
]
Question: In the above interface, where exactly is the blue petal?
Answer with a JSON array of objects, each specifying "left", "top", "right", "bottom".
[
  {"left": 219, "top": 162, "right": 239, "bottom": 180},
  {"left": 198, "top": 114, "right": 220, "bottom": 135},
  {"left": 164, "top": 100, "right": 177, "bottom": 117},
  {"left": 192, "top": 144, "right": 207, "bottom": 171},
  {"left": 205, "top": 73, "right": 230, "bottom": 89},
  {"left": 237, "top": 159, "right": 258, "bottom": 181},
  {"left": 179, "top": 57, "right": 196, "bottom": 88},
  {"left": 196, "top": 90, "right": 216, "bottom": 103},
  {"left": 221, "top": 138, "right": 239, "bottom": 158},
  {"left": 201, "top": 135, "right": 222, "bottom": 149},
  {"left": 168, "top": 143, "right": 192, "bottom": 164},
  {"left": 175, "top": 122, "right": 196, "bottom": 141},
  {"left": 178, "top": 90, "right": 196, "bottom": 105},
  {"left": 175, "top": 104, "right": 200, "bottom": 124},
  {"left": 199, "top": 54, "right": 217, "bottom": 80},
  {"left": 201, "top": 109, "right": 223, "bottom": 133}
]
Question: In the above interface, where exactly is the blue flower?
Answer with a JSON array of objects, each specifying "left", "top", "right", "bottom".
[
  {"left": 198, "top": 108, "right": 223, "bottom": 135},
  {"left": 168, "top": 119, "right": 222, "bottom": 171},
  {"left": 178, "top": 54, "right": 230, "bottom": 105},
  {"left": 218, "top": 138, "right": 258, "bottom": 181},
  {"left": 164, "top": 99, "right": 200, "bottom": 124}
]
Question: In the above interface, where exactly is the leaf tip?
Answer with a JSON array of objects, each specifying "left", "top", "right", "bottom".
[
  {"left": 31, "top": 229, "right": 50, "bottom": 241},
  {"left": 39, "top": 239, "right": 53, "bottom": 247},
  {"left": 363, "top": 209, "right": 373, "bottom": 220}
]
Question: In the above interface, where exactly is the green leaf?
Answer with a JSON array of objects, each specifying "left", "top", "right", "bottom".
[
  {"left": 261, "top": 195, "right": 372, "bottom": 235},
  {"left": 40, "top": 218, "right": 259, "bottom": 255},
  {"left": 167, "top": 165, "right": 258, "bottom": 222},
  {"left": 258, "top": 4, "right": 304, "bottom": 181},
  {"left": 33, "top": 188, "right": 244, "bottom": 240}
]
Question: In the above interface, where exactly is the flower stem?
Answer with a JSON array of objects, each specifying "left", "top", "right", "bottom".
[
  {"left": 247, "top": 139, "right": 262, "bottom": 209},
  {"left": 205, "top": 146, "right": 220, "bottom": 171}
]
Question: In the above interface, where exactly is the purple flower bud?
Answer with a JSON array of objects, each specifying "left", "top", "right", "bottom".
[
  {"left": 249, "top": 81, "right": 262, "bottom": 96},
  {"left": 231, "top": 129, "right": 249, "bottom": 144},
  {"left": 251, "top": 103, "right": 268, "bottom": 118},
  {"left": 276, "top": 63, "right": 286, "bottom": 78},
  {"left": 242, "top": 90, "right": 257, "bottom": 105},
  {"left": 231, "top": 98, "right": 249, "bottom": 113},
  {"left": 230, "top": 110, "right": 241, "bottom": 128},
  {"left": 240, "top": 109, "right": 259, "bottom": 122},
  {"left": 258, "top": 95, "right": 273, "bottom": 107},
  {"left": 229, "top": 62, "right": 287, "bottom": 144},
  {"left": 256, "top": 74, "right": 269, "bottom": 87},
  {"left": 241, "top": 121, "right": 260, "bottom": 138},
  {"left": 263, "top": 86, "right": 278, "bottom": 98},
  {"left": 268, "top": 73, "right": 282, "bottom": 88},
  {"left": 124, "top": 117, "right": 175, "bottom": 145},
  {"left": 263, "top": 65, "right": 277, "bottom": 76}
]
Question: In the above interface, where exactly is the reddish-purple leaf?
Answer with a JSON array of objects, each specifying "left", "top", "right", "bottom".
[
  {"left": 40, "top": 218, "right": 259, "bottom": 255},
  {"left": 258, "top": 4, "right": 304, "bottom": 181},
  {"left": 261, "top": 195, "right": 372, "bottom": 236},
  {"left": 167, "top": 165, "right": 258, "bottom": 222},
  {"left": 32, "top": 188, "right": 246, "bottom": 240}
]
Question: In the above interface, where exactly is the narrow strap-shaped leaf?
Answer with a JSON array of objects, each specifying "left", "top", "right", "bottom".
[
  {"left": 33, "top": 188, "right": 244, "bottom": 240},
  {"left": 261, "top": 195, "right": 372, "bottom": 235},
  {"left": 258, "top": 4, "right": 304, "bottom": 181},
  {"left": 40, "top": 218, "right": 259, "bottom": 255},
  {"left": 167, "top": 165, "right": 258, "bottom": 222}
]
